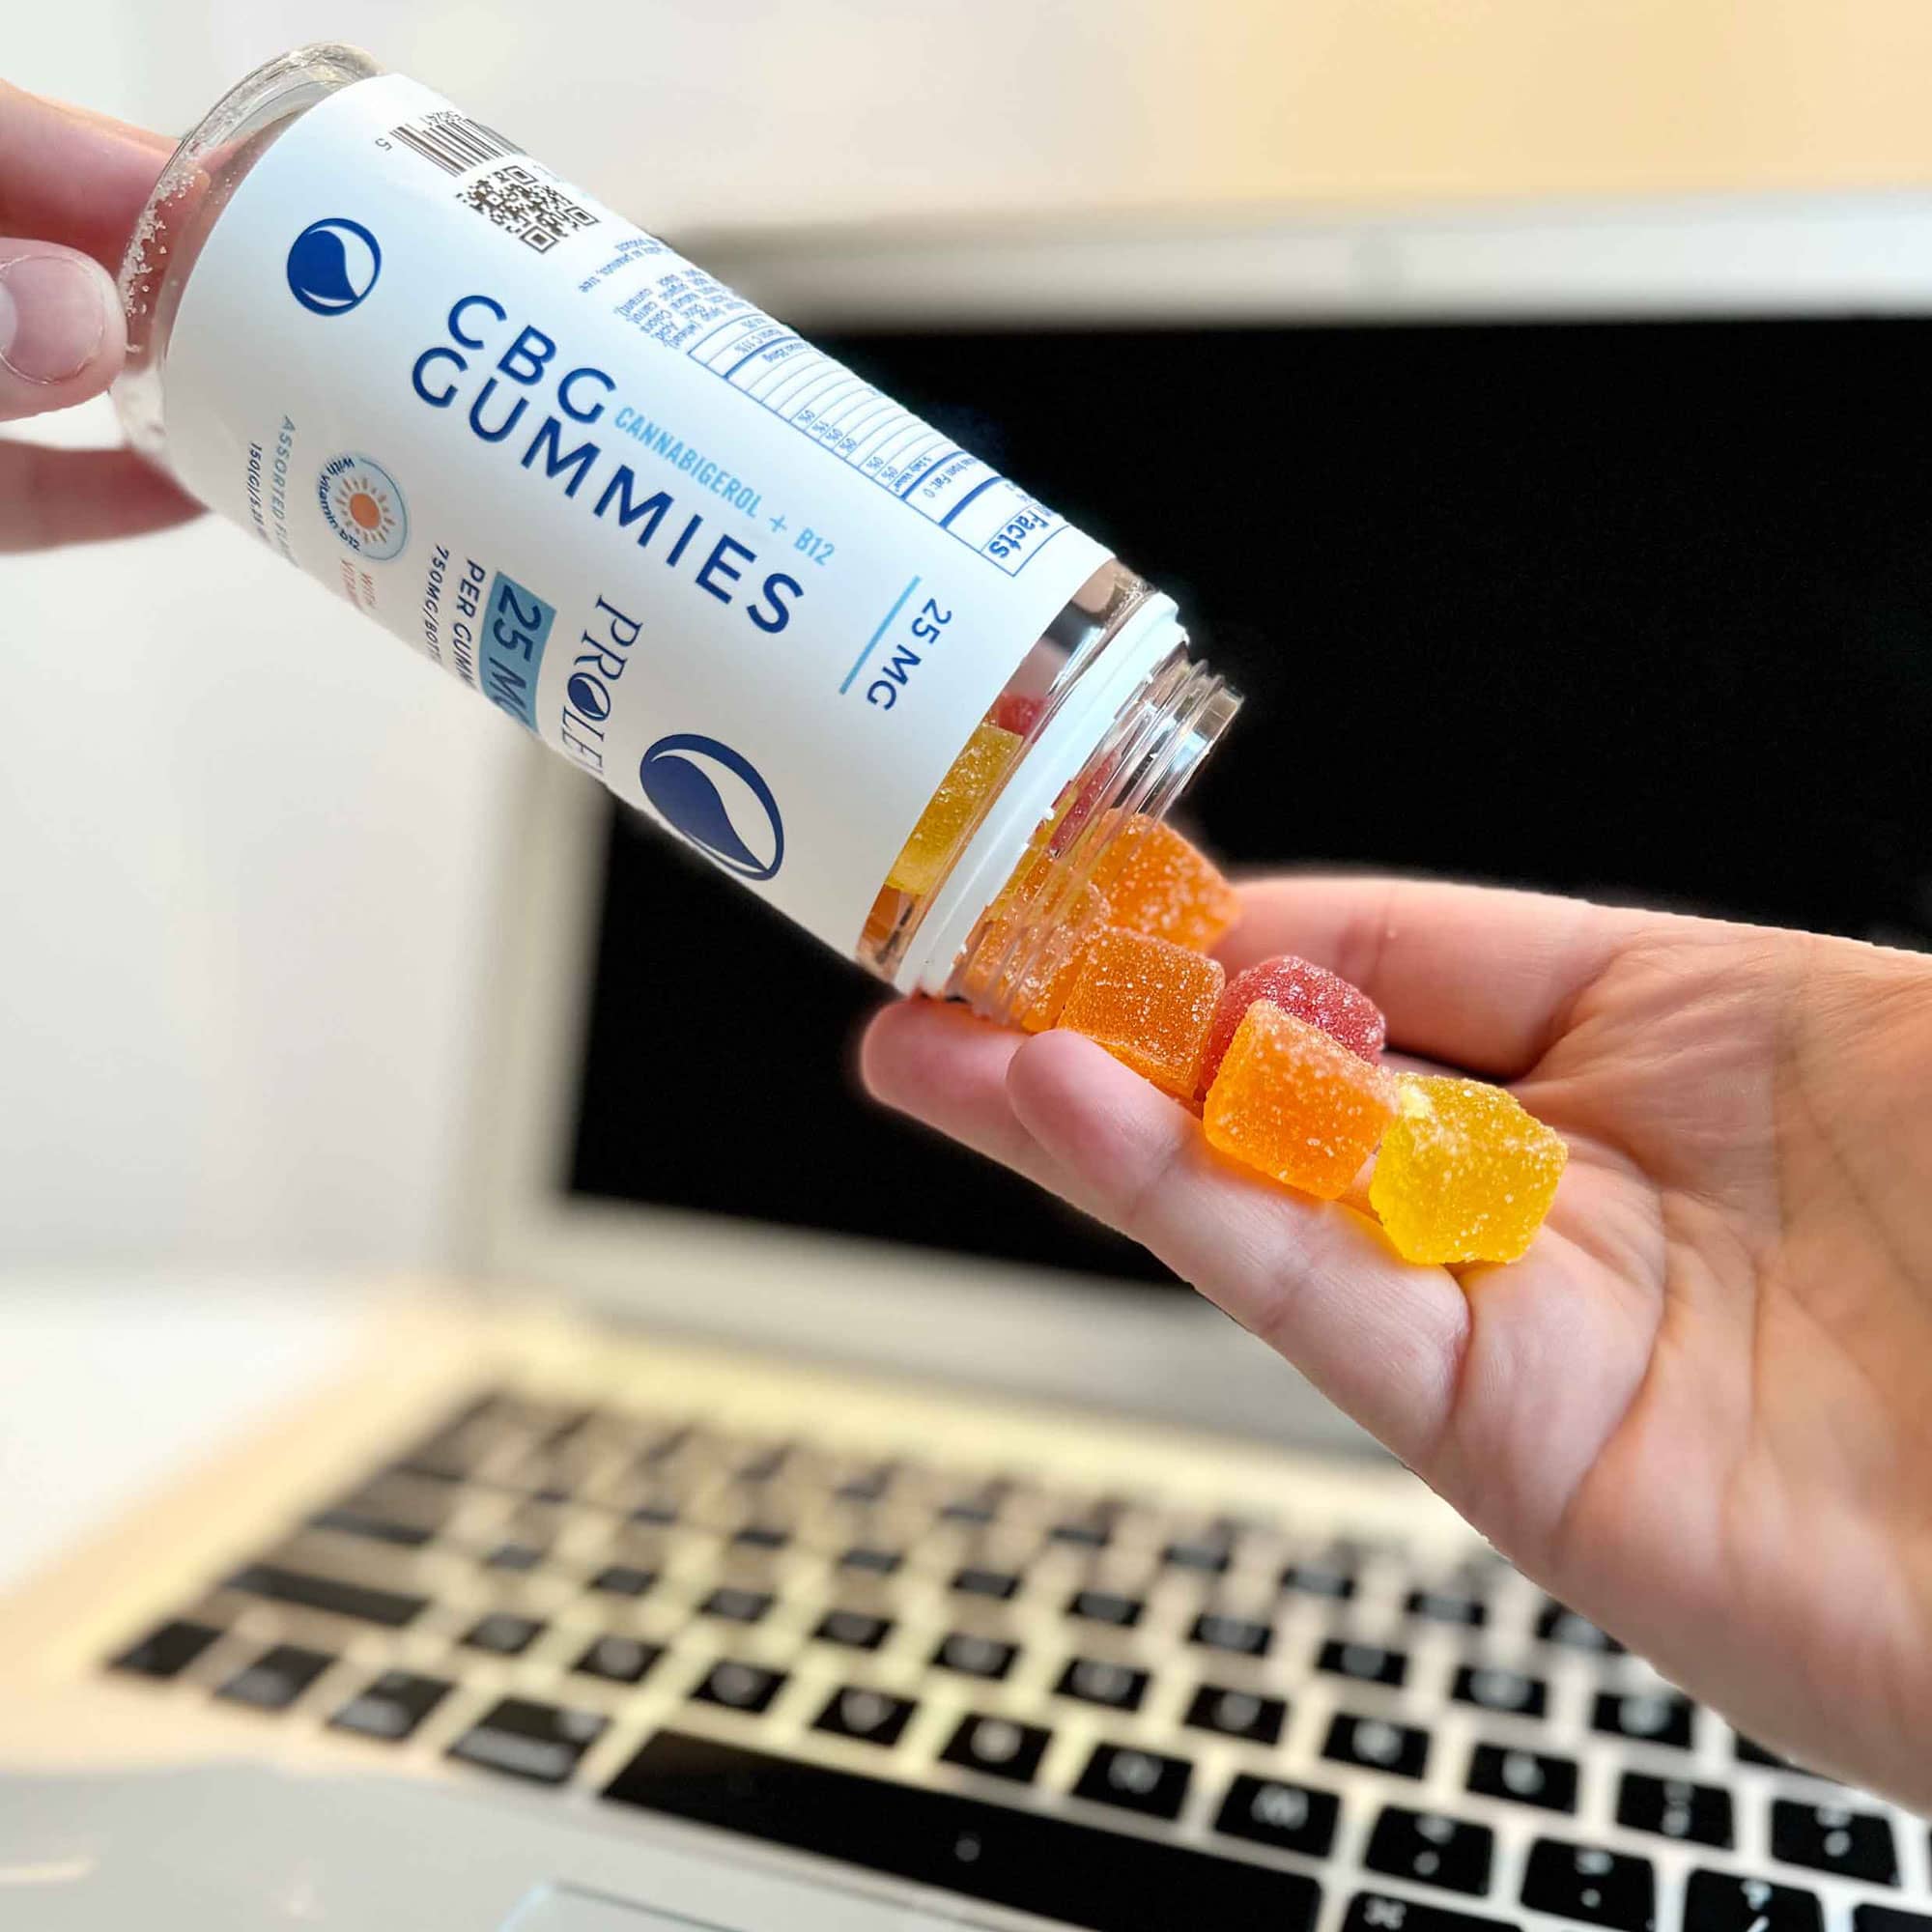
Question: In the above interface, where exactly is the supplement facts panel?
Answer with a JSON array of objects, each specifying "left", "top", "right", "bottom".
[{"left": 686, "top": 314, "right": 1069, "bottom": 577}]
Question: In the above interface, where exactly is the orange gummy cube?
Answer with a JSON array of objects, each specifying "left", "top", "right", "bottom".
[
  {"left": 1089, "top": 816, "right": 1240, "bottom": 953},
  {"left": 965, "top": 881, "right": 1111, "bottom": 1032},
  {"left": 1368, "top": 1074, "right": 1568, "bottom": 1264},
  {"left": 1204, "top": 1001, "right": 1398, "bottom": 1200},
  {"left": 886, "top": 722, "right": 1022, "bottom": 896},
  {"left": 1058, "top": 925, "right": 1224, "bottom": 1099}
]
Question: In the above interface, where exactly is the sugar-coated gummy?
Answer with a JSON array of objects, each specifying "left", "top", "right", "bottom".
[
  {"left": 1203, "top": 1001, "right": 1398, "bottom": 1200},
  {"left": 992, "top": 691, "right": 1046, "bottom": 736},
  {"left": 1058, "top": 925, "right": 1225, "bottom": 1101},
  {"left": 1089, "top": 816, "right": 1240, "bottom": 953},
  {"left": 1199, "top": 953, "right": 1385, "bottom": 1093},
  {"left": 1369, "top": 1073, "right": 1568, "bottom": 1264},
  {"left": 965, "top": 881, "right": 1112, "bottom": 1033},
  {"left": 885, "top": 722, "right": 1022, "bottom": 896}
]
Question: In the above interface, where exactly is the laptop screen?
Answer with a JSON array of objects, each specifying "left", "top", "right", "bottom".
[{"left": 566, "top": 316, "right": 1931, "bottom": 1280}]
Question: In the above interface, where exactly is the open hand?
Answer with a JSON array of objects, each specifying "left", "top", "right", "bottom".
[{"left": 864, "top": 874, "right": 1932, "bottom": 1808}]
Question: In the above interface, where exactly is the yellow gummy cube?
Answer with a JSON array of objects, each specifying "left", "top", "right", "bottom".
[
  {"left": 886, "top": 723, "right": 1022, "bottom": 896},
  {"left": 1369, "top": 1074, "right": 1568, "bottom": 1264},
  {"left": 1203, "top": 1001, "right": 1398, "bottom": 1199}
]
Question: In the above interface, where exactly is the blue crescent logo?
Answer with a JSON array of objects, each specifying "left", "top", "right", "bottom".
[
  {"left": 287, "top": 218, "right": 382, "bottom": 315},
  {"left": 639, "top": 734, "right": 784, "bottom": 882}
]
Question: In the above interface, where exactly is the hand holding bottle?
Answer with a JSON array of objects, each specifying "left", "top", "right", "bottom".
[{"left": 0, "top": 82, "right": 197, "bottom": 549}]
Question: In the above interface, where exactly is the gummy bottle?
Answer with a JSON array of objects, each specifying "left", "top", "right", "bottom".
[{"left": 115, "top": 45, "right": 1240, "bottom": 1012}]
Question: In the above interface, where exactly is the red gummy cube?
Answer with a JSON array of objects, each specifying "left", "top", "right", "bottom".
[{"left": 1199, "top": 953, "right": 1384, "bottom": 1094}]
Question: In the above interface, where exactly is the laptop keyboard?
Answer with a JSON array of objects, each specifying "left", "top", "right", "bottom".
[{"left": 104, "top": 1387, "right": 1931, "bottom": 1932}]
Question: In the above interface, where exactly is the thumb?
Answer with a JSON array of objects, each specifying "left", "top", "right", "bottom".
[{"left": 0, "top": 242, "right": 125, "bottom": 419}]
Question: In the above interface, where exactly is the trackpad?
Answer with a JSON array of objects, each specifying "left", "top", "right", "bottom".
[
  {"left": 505, "top": 1881, "right": 957, "bottom": 1931},
  {"left": 505, "top": 1889, "right": 716, "bottom": 1931}
]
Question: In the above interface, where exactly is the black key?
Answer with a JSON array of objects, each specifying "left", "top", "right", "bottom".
[
  {"left": 449, "top": 1695, "right": 606, "bottom": 1784},
  {"left": 1618, "top": 1774, "right": 1734, "bottom": 1848},
  {"left": 940, "top": 1487, "right": 1004, "bottom": 1525},
  {"left": 1056, "top": 1657, "right": 1149, "bottom": 1712},
  {"left": 941, "top": 1713, "right": 1052, "bottom": 1785},
  {"left": 330, "top": 1669, "right": 451, "bottom": 1740},
  {"left": 1164, "top": 1537, "right": 1233, "bottom": 1575},
  {"left": 1319, "top": 1638, "right": 1408, "bottom": 1688},
  {"left": 638, "top": 1425, "right": 694, "bottom": 1465},
  {"left": 609, "top": 1730, "right": 1323, "bottom": 1932},
  {"left": 1770, "top": 1802, "right": 1898, "bottom": 1886},
  {"left": 308, "top": 1505, "right": 433, "bottom": 1548},
  {"left": 1854, "top": 1912, "right": 1932, "bottom": 1932},
  {"left": 1282, "top": 1561, "right": 1355, "bottom": 1601},
  {"left": 1365, "top": 1807, "right": 1495, "bottom": 1895},
  {"left": 216, "top": 1642, "right": 334, "bottom": 1711},
  {"left": 630, "top": 1496, "right": 680, "bottom": 1527},
  {"left": 1345, "top": 1892, "right": 1520, "bottom": 1932},
  {"left": 735, "top": 1445, "right": 788, "bottom": 1483},
  {"left": 1683, "top": 1870, "right": 1824, "bottom": 1932},
  {"left": 1593, "top": 1690, "right": 1695, "bottom": 1751},
  {"left": 1067, "top": 1588, "right": 1143, "bottom": 1628},
  {"left": 1466, "top": 1744, "right": 1578, "bottom": 1813},
  {"left": 575, "top": 1634, "right": 663, "bottom": 1685},
  {"left": 1406, "top": 1588, "right": 1487, "bottom": 1628},
  {"left": 224, "top": 1561, "right": 426, "bottom": 1629},
  {"left": 699, "top": 1584, "right": 772, "bottom": 1624},
  {"left": 1191, "top": 1610, "right": 1272, "bottom": 1658},
  {"left": 1216, "top": 1775, "right": 1341, "bottom": 1858},
  {"left": 932, "top": 1632, "right": 1018, "bottom": 1680},
  {"left": 732, "top": 1523, "right": 789, "bottom": 1551},
  {"left": 1184, "top": 1683, "right": 1286, "bottom": 1746},
  {"left": 1325, "top": 1713, "right": 1431, "bottom": 1779},
  {"left": 692, "top": 1659, "right": 787, "bottom": 1715},
  {"left": 815, "top": 1607, "right": 893, "bottom": 1651},
  {"left": 1049, "top": 1519, "right": 1112, "bottom": 1549},
  {"left": 834, "top": 1463, "right": 895, "bottom": 1502},
  {"left": 484, "top": 1540, "right": 546, "bottom": 1572},
  {"left": 587, "top": 1563, "right": 656, "bottom": 1598},
  {"left": 1521, "top": 1840, "right": 1657, "bottom": 1932},
  {"left": 463, "top": 1611, "right": 545, "bottom": 1656},
  {"left": 1453, "top": 1666, "right": 1547, "bottom": 1720},
  {"left": 815, "top": 1685, "right": 917, "bottom": 1747},
  {"left": 840, "top": 1545, "right": 901, "bottom": 1577},
  {"left": 1073, "top": 1744, "right": 1192, "bottom": 1821},
  {"left": 1538, "top": 1602, "right": 1624, "bottom": 1653},
  {"left": 108, "top": 1616, "right": 220, "bottom": 1680},
  {"left": 952, "top": 1566, "right": 1021, "bottom": 1602}
]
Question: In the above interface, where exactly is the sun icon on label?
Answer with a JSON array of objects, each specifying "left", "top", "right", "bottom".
[{"left": 317, "top": 453, "right": 409, "bottom": 561}]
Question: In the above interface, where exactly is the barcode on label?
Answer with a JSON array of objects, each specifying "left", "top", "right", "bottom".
[{"left": 391, "top": 109, "right": 522, "bottom": 177}]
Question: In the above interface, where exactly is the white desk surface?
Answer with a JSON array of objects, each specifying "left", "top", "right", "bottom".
[{"left": 0, "top": 1272, "right": 373, "bottom": 1594}]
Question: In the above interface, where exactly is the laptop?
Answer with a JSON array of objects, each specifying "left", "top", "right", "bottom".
[{"left": 4, "top": 193, "right": 1930, "bottom": 1930}]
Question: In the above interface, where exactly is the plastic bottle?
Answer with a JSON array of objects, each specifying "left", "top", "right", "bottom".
[{"left": 115, "top": 43, "right": 1239, "bottom": 1015}]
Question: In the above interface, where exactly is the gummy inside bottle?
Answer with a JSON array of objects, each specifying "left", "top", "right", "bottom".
[{"left": 855, "top": 558, "right": 1239, "bottom": 1018}]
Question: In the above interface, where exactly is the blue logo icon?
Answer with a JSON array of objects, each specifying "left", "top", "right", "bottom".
[
  {"left": 287, "top": 218, "right": 382, "bottom": 315},
  {"left": 317, "top": 453, "right": 409, "bottom": 561},
  {"left": 639, "top": 735, "right": 784, "bottom": 882}
]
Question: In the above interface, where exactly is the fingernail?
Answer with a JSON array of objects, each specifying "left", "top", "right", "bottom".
[{"left": 0, "top": 253, "right": 114, "bottom": 384}]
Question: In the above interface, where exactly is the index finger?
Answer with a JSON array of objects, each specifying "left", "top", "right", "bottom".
[{"left": 0, "top": 82, "right": 171, "bottom": 268}]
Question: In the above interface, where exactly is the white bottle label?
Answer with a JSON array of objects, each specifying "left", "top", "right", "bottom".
[{"left": 158, "top": 72, "right": 1109, "bottom": 953}]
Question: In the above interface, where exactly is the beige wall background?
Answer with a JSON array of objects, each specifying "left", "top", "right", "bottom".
[{"left": 5, "top": 0, "right": 1927, "bottom": 1271}]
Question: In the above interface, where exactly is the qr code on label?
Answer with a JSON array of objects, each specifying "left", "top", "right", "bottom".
[{"left": 457, "top": 163, "right": 599, "bottom": 253}]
